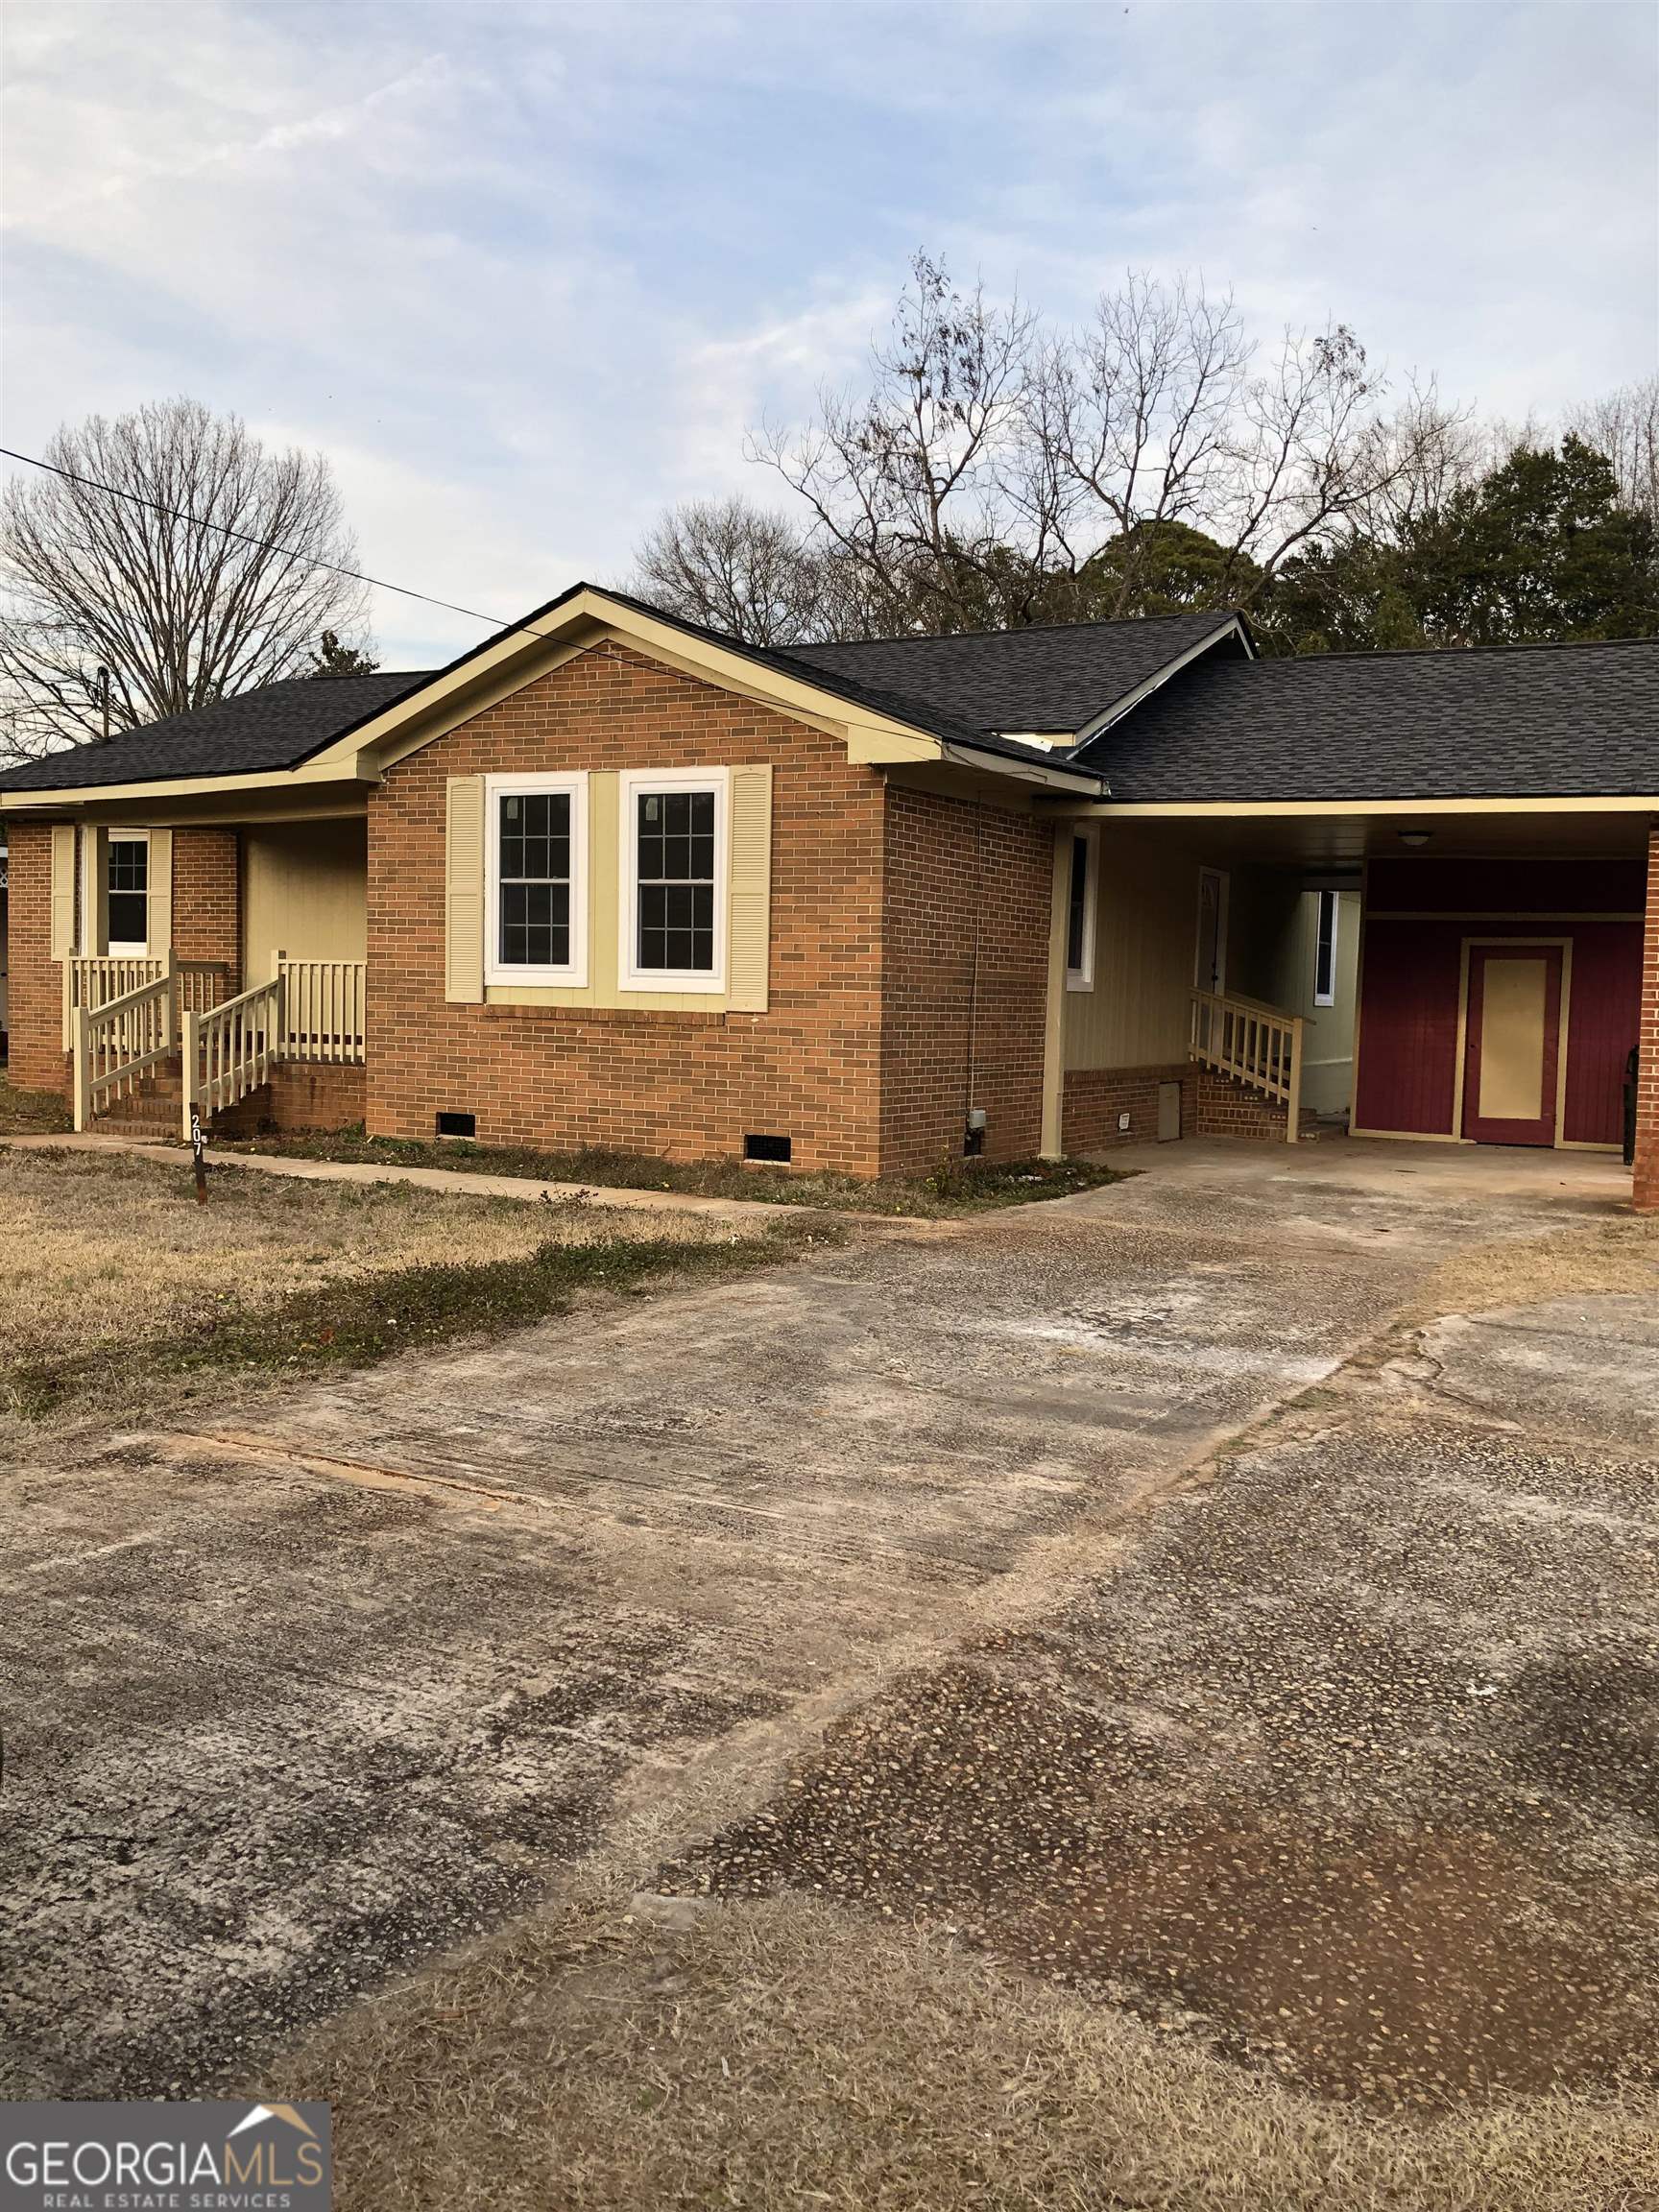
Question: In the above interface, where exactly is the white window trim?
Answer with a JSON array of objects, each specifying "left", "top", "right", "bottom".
[
  {"left": 106, "top": 830, "right": 151, "bottom": 957},
  {"left": 1065, "top": 825, "right": 1098, "bottom": 992},
  {"left": 1312, "top": 888, "right": 1339, "bottom": 1007},
  {"left": 618, "top": 767, "right": 730, "bottom": 995},
  {"left": 484, "top": 771, "right": 589, "bottom": 988}
]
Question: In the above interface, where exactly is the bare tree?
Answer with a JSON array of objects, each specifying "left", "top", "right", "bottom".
[
  {"left": 1565, "top": 373, "right": 1659, "bottom": 517},
  {"left": 749, "top": 254, "right": 1049, "bottom": 634},
  {"left": 0, "top": 397, "right": 372, "bottom": 760},
  {"left": 728, "top": 256, "right": 1475, "bottom": 635},
  {"left": 629, "top": 497, "right": 825, "bottom": 645}
]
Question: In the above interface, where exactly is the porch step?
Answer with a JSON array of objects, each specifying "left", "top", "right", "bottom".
[{"left": 1193, "top": 1064, "right": 1340, "bottom": 1143}]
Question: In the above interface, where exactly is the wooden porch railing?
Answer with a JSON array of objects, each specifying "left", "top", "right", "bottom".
[
  {"left": 72, "top": 971, "right": 175, "bottom": 1131},
  {"left": 1190, "top": 988, "right": 1308, "bottom": 1142},
  {"left": 63, "top": 952, "right": 231, "bottom": 1049},
  {"left": 276, "top": 953, "right": 367, "bottom": 1065},
  {"left": 62, "top": 950, "right": 366, "bottom": 1136},
  {"left": 180, "top": 979, "right": 282, "bottom": 1137}
]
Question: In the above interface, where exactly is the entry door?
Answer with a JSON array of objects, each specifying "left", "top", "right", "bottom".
[
  {"left": 1195, "top": 869, "right": 1228, "bottom": 994},
  {"left": 1462, "top": 945, "right": 1564, "bottom": 1146}
]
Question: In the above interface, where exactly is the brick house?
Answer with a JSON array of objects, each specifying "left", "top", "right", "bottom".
[{"left": 2, "top": 584, "right": 1655, "bottom": 1208}]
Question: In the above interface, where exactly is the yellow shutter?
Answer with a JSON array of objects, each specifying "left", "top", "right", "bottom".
[
  {"left": 146, "top": 828, "right": 173, "bottom": 955},
  {"left": 50, "top": 825, "right": 77, "bottom": 958},
  {"left": 726, "top": 764, "right": 772, "bottom": 1014},
  {"left": 445, "top": 775, "right": 486, "bottom": 1002}
]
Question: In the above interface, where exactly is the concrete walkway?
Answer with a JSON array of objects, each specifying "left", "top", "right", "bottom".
[{"left": 0, "top": 1129, "right": 791, "bottom": 1223}]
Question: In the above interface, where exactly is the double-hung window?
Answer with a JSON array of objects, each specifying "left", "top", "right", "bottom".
[
  {"left": 485, "top": 773, "right": 588, "bottom": 987},
  {"left": 1065, "top": 827, "right": 1097, "bottom": 991},
  {"left": 619, "top": 768, "right": 728, "bottom": 992},
  {"left": 106, "top": 832, "right": 150, "bottom": 954}
]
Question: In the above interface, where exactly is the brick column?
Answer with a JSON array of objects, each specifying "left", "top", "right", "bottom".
[
  {"left": 1635, "top": 824, "right": 1659, "bottom": 1214},
  {"left": 172, "top": 828, "right": 241, "bottom": 984},
  {"left": 3, "top": 819, "right": 69, "bottom": 1094}
]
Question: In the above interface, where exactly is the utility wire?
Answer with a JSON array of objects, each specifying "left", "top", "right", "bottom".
[{"left": 0, "top": 442, "right": 517, "bottom": 637}]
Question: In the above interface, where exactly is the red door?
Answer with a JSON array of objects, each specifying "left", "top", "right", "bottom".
[{"left": 1462, "top": 945, "right": 1563, "bottom": 1146}]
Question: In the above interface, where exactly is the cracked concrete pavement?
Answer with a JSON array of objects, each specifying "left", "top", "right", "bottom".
[{"left": 0, "top": 1136, "right": 1649, "bottom": 2107}]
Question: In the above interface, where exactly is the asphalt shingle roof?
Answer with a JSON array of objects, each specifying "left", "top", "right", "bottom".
[
  {"left": 0, "top": 671, "right": 434, "bottom": 791},
  {"left": 1077, "top": 637, "right": 1659, "bottom": 802},
  {"left": 785, "top": 612, "right": 1233, "bottom": 735}
]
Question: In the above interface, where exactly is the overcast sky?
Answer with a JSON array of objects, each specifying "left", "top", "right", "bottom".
[{"left": 4, "top": 1, "right": 1655, "bottom": 668}]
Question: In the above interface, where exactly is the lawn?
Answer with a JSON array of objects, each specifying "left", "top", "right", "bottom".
[
  {"left": 217, "top": 1124, "right": 1125, "bottom": 1215},
  {"left": 0, "top": 1145, "right": 825, "bottom": 1421}
]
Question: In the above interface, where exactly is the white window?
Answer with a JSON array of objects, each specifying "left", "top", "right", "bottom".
[
  {"left": 106, "top": 832, "right": 150, "bottom": 954},
  {"left": 619, "top": 768, "right": 728, "bottom": 993},
  {"left": 484, "top": 773, "right": 588, "bottom": 987},
  {"left": 1065, "top": 827, "right": 1097, "bottom": 991},
  {"left": 1312, "top": 889, "right": 1339, "bottom": 1006}
]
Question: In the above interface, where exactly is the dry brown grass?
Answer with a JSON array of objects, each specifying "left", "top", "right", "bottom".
[
  {"left": 288, "top": 1882, "right": 1658, "bottom": 2212},
  {"left": 0, "top": 1147, "right": 752, "bottom": 1372},
  {"left": 1407, "top": 1213, "right": 1659, "bottom": 1332}
]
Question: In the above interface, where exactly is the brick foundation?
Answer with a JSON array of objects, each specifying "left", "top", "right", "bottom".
[
  {"left": 1635, "top": 826, "right": 1659, "bottom": 1214},
  {"left": 213, "top": 1062, "right": 367, "bottom": 1137},
  {"left": 1062, "top": 1063, "right": 1192, "bottom": 1151}
]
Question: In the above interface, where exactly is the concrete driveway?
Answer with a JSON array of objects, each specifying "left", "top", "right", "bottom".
[{"left": 1, "top": 1137, "right": 1650, "bottom": 2104}]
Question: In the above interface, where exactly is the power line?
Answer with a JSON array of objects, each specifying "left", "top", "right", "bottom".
[{"left": 0, "top": 442, "right": 515, "bottom": 634}]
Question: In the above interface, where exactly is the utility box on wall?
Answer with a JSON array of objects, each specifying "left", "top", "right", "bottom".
[{"left": 1157, "top": 1080, "right": 1182, "bottom": 1142}]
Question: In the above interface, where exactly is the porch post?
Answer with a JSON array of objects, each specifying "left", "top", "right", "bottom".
[
  {"left": 1039, "top": 829, "right": 1070, "bottom": 1159},
  {"left": 1634, "top": 823, "right": 1659, "bottom": 1214}
]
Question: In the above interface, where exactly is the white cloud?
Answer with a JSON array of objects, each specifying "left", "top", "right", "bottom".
[{"left": 3, "top": 0, "right": 1653, "bottom": 665}]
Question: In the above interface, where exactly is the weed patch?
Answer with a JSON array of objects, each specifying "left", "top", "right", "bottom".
[{"left": 218, "top": 1125, "right": 1124, "bottom": 1216}]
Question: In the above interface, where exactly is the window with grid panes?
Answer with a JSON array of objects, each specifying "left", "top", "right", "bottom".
[
  {"left": 107, "top": 835, "right": 149, "bottom": 950},
  {"left": 497, "top": 790, "right": 571, "bottom": 969},
  {"left": 635, "top": 786, "right": 716, "bottom": 974}
]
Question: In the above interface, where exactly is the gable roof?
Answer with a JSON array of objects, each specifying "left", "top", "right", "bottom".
[
  {"left": 0, "top": 670, "right": 435, "bottom": 793},
  {"left": 1078, "top": 635, "right": 1659, "bottom": 803},
  {"left": 786, "top": 611, "right": 1241, "bottom": 737},
  {"left": 0, "top": 586, "right": 1237, "bottom": 798}
]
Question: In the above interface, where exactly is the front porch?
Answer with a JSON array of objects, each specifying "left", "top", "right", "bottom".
[{"left": 66, "top": 948, "right": 367, "bottom": 1136}]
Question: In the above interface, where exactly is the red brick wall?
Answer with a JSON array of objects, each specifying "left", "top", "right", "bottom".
[
  {"left": 365, "top": 641, "right": 888, "bottom": 1176},
  {"left": 1635, "top": 827, "right": 1659, "bottom": 1214},
  {"left": 4, "top": 820, "right": 64, "bottom": 1093},
  {"left": 878, "top": 786, "right": 1051, "bottom": 1174},
  {"left": 1064, "top": 1063, "right": 1192, "bottom": 1150},
  {"left": 173, "top": 829, "right": 240, "bottom": 983}
]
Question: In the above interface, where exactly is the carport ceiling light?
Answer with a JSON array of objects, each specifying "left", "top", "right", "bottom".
[{"left": 1398, "top": 830, "right": 1432, "bottom": 847}]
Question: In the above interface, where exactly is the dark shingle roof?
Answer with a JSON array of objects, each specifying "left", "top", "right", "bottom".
[
  {"left": 0, "top": 671, "right": 434, "bottom": 791},
  {"left": 1080, "top": 637, "right": 1659, "bottom": 802},
  {"left": 786, "top": 611, "right": 1235, "bottom": 735}
]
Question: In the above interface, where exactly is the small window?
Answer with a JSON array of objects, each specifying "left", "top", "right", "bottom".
[
  {"left": 436, "top": 1110, "right": 477, "bottom": 1140},
  {"left": 1312, "top": 890, "right": 1339, "bottom": 1006},
  {"left": 1065, "top": 828, "right": 1096, "bottom": 991},
  {"left": 107, "top": 833, "right": 149, "bottom": 953},
  {"left": 485, "top": 773, "right": 588, "bottom": 987},
  {"left": 744, "top": 1132, "right": 791, "bottom": 1163},
  {"left": 620, "top": 769, "right": 728, "bottom": 992}
]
